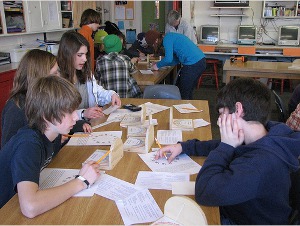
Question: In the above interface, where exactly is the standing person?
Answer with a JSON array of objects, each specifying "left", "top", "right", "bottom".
[
  {"left": 78, "top": 8, "right": 101, "bottom": 71},
  {"left": 95, "top": 34, "right": 142, "bottom": 98},
  {"left": 147, "top": 31, "right": 205, "bottom": 100},
  {"left": 1, "top": 49, "right": 59, "bottom": 148},
  {"left": 0, "top": 75, "right": 101, "bottom": 216},
  {"left": 165, "top": 10, "right": 197, "bottom": 44},
  {"left": 57, "top": 31, "right": 121, "bottom": 121},
  {"left": 155, "top": 78, "right": 300, "bottom": 224}
]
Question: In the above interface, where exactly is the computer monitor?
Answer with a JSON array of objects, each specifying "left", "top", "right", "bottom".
[
  {"left": 278, "top": 26, "right": 300, "bottom": 46},
  {"left": 237, "top": 25, "right": 257, "bottom": 45},
  {"left": 200, "top": 25, "right": 219, "bottom": 44}
]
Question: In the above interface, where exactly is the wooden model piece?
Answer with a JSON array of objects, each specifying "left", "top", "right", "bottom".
[{"left": 169, "top": 107, "right": 194, "bottom": 131}]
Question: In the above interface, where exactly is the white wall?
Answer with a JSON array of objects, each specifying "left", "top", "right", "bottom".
[{"left": 182, "top": 0, "right": 300, "bottom": 44}]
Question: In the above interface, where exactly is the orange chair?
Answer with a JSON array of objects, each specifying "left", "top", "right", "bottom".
[{"left": 197, "top": 59, "right": 219, "bottom": 89}]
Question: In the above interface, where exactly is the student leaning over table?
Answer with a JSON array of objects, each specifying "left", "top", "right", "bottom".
[
  {"left": 0, "top": 76, "right": 101, "bottom": 217},
  {"left": 147, "top": 31, "right": 206, "bottom": 100},
  {"left": 57, "top": 31, "right": 121, "bottom": 121},
  {"left": 155, "top": 78, "right": 300, "bottom": 224}
]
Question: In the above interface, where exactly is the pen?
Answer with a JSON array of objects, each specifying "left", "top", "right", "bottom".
[
  {"left": 96, "top": 150, "right": 111, "bottom": 164},
  {"left": 155, "top": 138, "right": 168, "bottom": 160},
  {"left": 62, "top": 134, "right": 90, "bottom": 138}
]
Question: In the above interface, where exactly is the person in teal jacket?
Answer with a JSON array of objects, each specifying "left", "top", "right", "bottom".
[{"left": 145, "top": 31, "right": 206, "bottom": 100}]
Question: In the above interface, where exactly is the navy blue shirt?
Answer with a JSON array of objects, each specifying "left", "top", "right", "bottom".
[
  {"left": 0, "top": 126, "right": 61, "bottom": 208},
  {"left": 180, "top": 121, "right": 300, "bottom": 224}
]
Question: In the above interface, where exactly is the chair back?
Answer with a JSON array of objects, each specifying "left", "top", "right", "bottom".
[
  {"left": 272, "top": 89, "right": 287, "bottom": 122},
  {"left": 143, "top": 85, "right": 181, "bottom": 100}
]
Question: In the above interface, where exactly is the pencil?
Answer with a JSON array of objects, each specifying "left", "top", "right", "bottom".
[
  {"left": 62, "top": 134, "right": 90, "bottom": 138},
  {"left": 182, "top": 107, "right": 200, "bottom": 111},
  {"left": 96, "top": 150, "right": 111, "bottom": 164},
  {"left": 155, "top": 138, "right": 168, "bottom": 160}
]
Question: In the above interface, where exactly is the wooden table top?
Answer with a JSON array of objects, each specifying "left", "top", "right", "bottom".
[
  {"left": 0, "top": 98, "right": 220, "bottom": 225},
  {"left": 223, "top": 59, "right": 300, "bottom": 73},
  {"left": 132, "top": 62, "right": 175, "bottom": 88}
]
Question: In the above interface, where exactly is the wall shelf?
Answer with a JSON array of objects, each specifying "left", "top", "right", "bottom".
[{"left": 210, "top": 6, "right": 249, "bottom": 17}]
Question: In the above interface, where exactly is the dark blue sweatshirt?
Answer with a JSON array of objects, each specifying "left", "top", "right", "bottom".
[{"left": 180, "top": 121, "right": 300, "bottom": 224}]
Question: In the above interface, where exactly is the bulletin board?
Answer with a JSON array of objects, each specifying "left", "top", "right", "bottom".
[{"left": 114, "top": 1, "right": 134, "bottom": 20}]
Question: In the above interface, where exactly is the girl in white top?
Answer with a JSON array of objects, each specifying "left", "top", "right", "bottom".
[{"left": 57, "top": 31, "right": 121, "bottom": 121}]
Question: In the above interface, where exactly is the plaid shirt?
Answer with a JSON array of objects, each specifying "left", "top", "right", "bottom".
[
  {"left": 95, "top": 52, "right": 142, "bottom": 98},
  {"left": 286, "top": 103, "right": 300, "bottom": 131}
]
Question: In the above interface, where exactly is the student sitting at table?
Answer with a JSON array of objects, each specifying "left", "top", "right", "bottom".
[
  {"left": 148, "top": 30, "right": 205, "bottom": 100},
  {"left": 1, "top": 49, "right": 61, "bottom": 148},
  {"left": 155, "top": 78, "right": 300, "bottom": 224},
  {"left": 57, "top": 31, "right": 121, "bottom": 121},
  {"left": 126, "top": 32, "right": 157, "bottom": 59},
  {"left": 94, "top": 29, "right": 108, "bottom": 60},
  {"left": 0, "top": 76, "right": 101, "bottom": 217},
  {"left": 95, "top": 34, "right": 142, "bottom": 98},
  {"left": 286, "top": 103, "right": 300, "bottom": 131},
  {"left": 288, "top": 84, "right": 300, "bottom": 115}
]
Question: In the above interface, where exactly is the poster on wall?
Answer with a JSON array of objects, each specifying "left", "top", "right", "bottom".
[{"left": 115, "top": 1, "right": 134, "bottom": 20}]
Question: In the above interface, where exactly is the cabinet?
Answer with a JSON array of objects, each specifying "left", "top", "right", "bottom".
[
  {"left": 210, "top": 6, "right": 250, "bottom": 17},
  {"left": 262, "top": 1, "right": 300, "bottom": 18},
  {"left": 2, "top": 1, "right": 26, "bottom": 33},
  {"left": 61, "top": 1, "right": 73, "bottom": 28},
  {"left": 0, "top": 69, "right": 16, "bottom": 141},
  {"left": 24, "top": 1, "right": 62, "bottom": 32}
]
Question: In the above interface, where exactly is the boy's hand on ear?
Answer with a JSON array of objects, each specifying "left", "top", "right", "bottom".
[{"left": 218, "top": 113, "right": 244, "bottom": 148}]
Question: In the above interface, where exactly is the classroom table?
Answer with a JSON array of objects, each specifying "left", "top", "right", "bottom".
[
  {"left": 0, "top": 98, "right": 220, "bottom": 225},
  {"left": 133, "top": 62, "right": 177, "bottom": 91},
  {"left": 223, "top": 59, "right": 300, "bottom": 84}
]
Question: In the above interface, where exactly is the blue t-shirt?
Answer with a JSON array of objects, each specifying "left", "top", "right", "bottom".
[
  {"left": 157, "top": 33, "right": 205, "bottom": 68},
  {"left": 0, "top": 126, "right": 61, "bottom": 208}
]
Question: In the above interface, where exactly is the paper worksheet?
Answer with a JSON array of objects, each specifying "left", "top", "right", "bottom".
[
  {"left": 156, "top": 129, "right": 183, "bottom": 144},
  {"left": 39, "top": 168, "right": 102, "bottom": 197},
  {"left": 95, "top": 174, "right": 143, "bottom": 201},
  {"left": 135, "top": 171, "right": 190, "bottom": 190},
  {"left": 173, "top": 103, "right": 203, "bottom": 113},
  {"left": 116, "top": 188, "right": 163, "bottom": 226},
  {"left": 66, "top": 131, "right": 122, "bottom": 146},
  {"left": 193, "top": 119, "right": 211, "bottom": 128},
  {"left": 138, "top": 152, "right": 201, "bottom": 175},
  {"left": 102, "top": 104, "right": 120, "bottom": 115},
  {"left": 140, "top": 69, "right": 154, "bottom": 74},
  {"left": 107, "top": 109, "right": 139, "bottom": 122},
  {"left": 143, "top": 102, "right": 170, "bottom": 116}
]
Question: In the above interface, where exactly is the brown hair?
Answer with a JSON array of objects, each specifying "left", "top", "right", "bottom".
[
  {"left": 9, "top": 49, "right": 56, "bottom": 108},
  {"left": 25, "top": 75, "right": 82, "bottom": 133},
  {"left": 79, "top": 9, "right": 101, "bottom": 27},
  {"left": 57, "top": 30, "right": 92, "bottom": 84},
  {"left": 216, "top": 78, "right": 271, "bottom": 125}
]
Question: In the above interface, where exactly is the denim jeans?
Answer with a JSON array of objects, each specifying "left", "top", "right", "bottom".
[{"left": 177, "top": 57, "right": 206, "bottom": 100}]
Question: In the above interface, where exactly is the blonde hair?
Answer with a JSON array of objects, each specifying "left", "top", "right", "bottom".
[{"left": 9, "top": 49, "right": 56, "bottom": 107}]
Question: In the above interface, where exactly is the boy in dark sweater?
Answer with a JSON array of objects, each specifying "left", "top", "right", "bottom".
[
  {"left": 155, "top": 78, "right": 300, "bottom": 224},
  {"left": 0, "top": 76, "right": 100, "bottom": 217}
]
